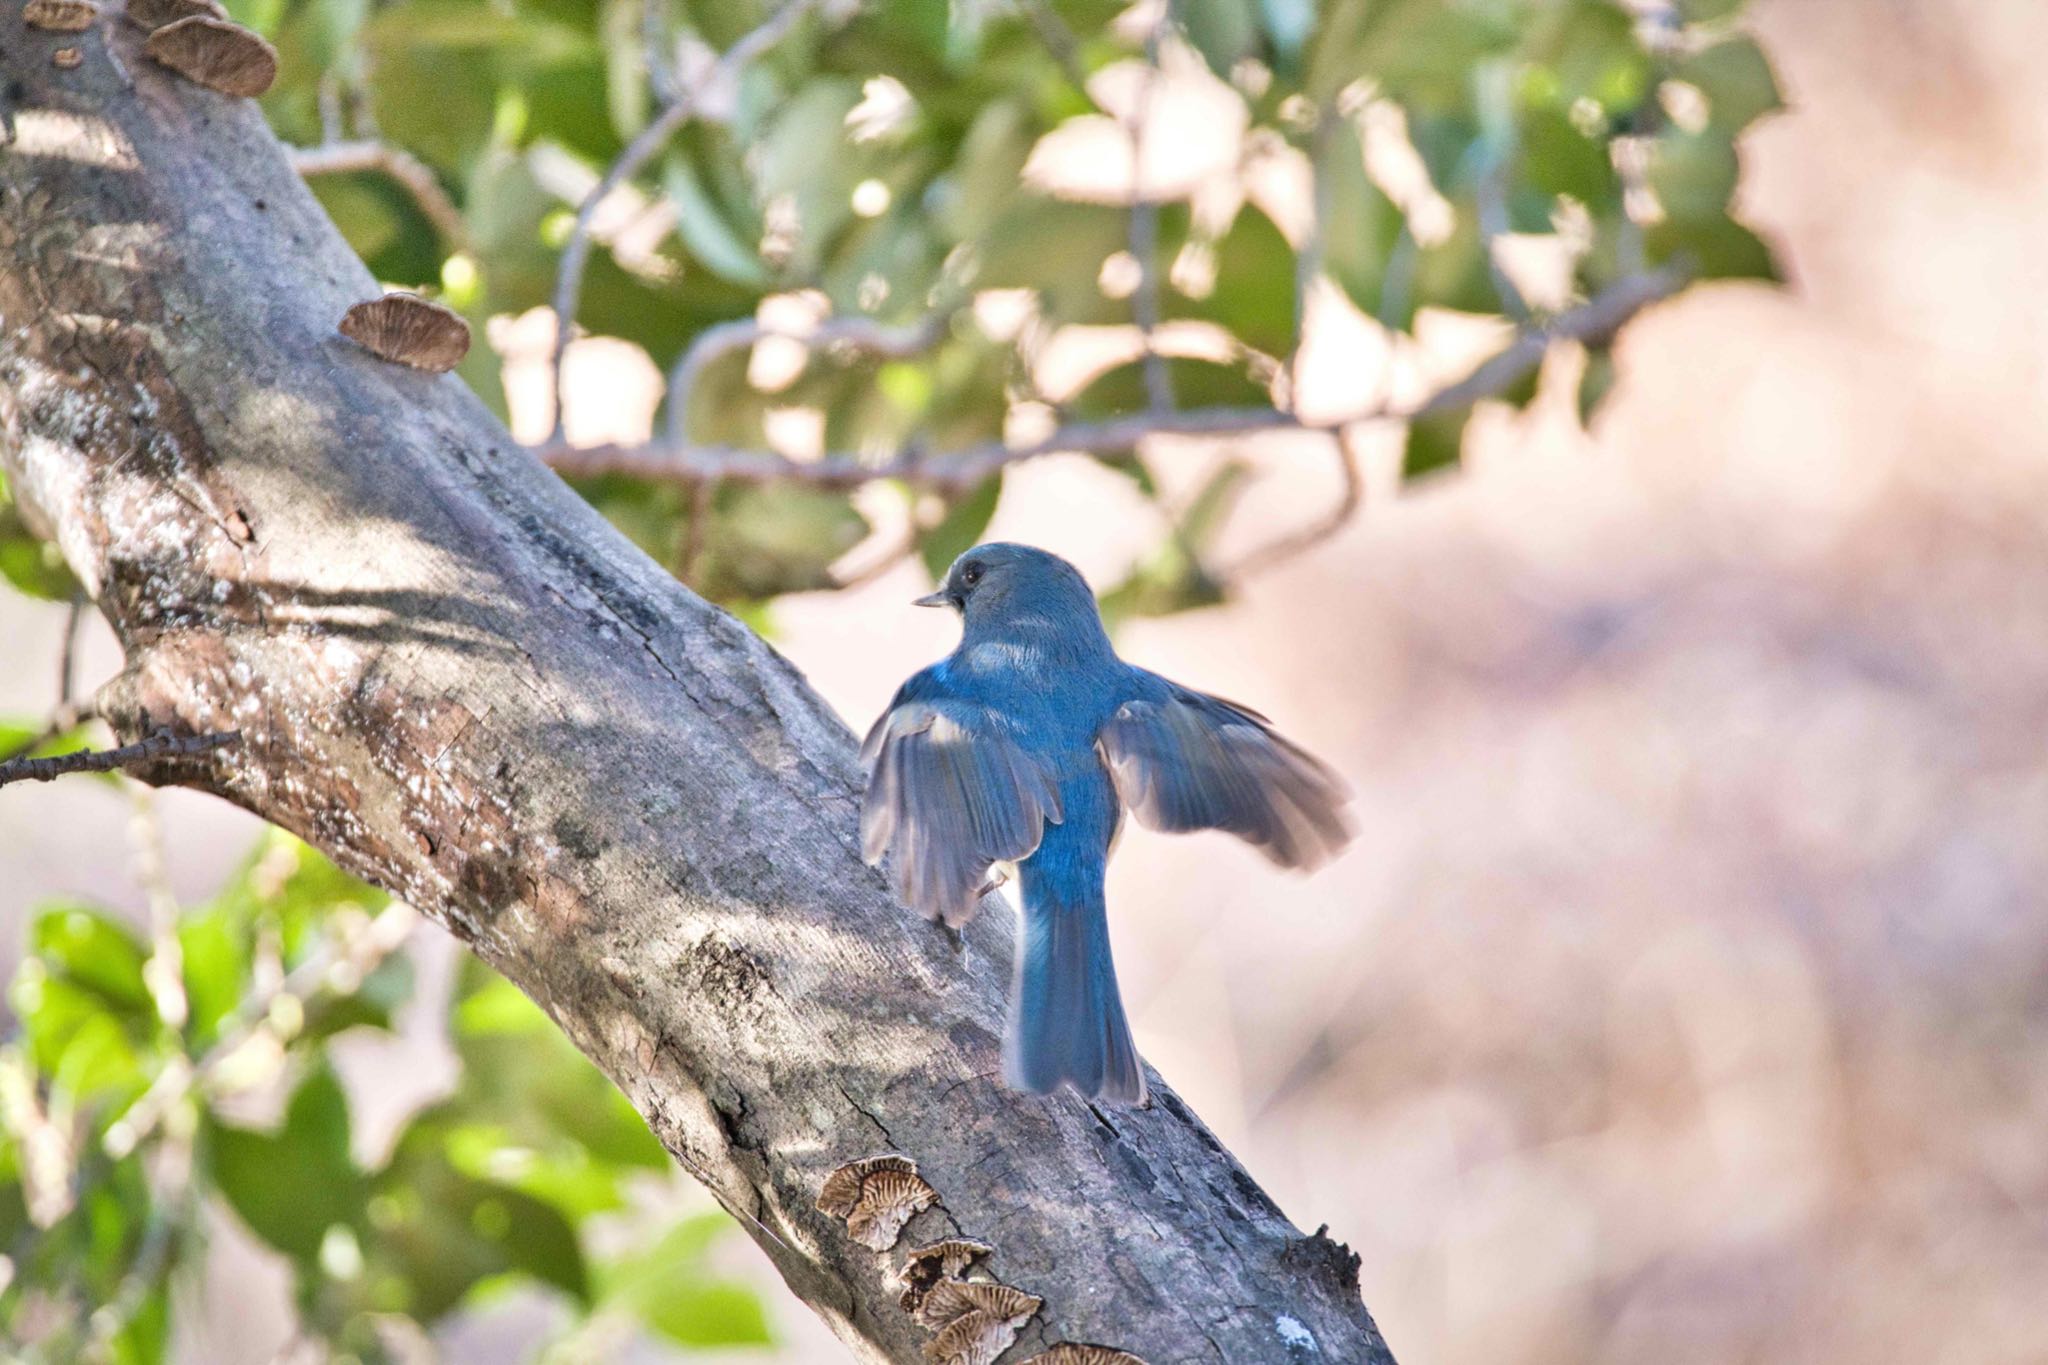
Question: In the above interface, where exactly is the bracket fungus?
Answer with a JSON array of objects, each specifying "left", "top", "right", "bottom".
[
  {"left": 816, "top": 1154, "right": 938, "bottom": 1252},
  {"left": 53, "top": 46, "right": 83, "bottom": 66},
  {"left": 25, "top": 0, "right": 97, "bottom": 31},
  {"left": 337, "top": 294, "right": 472, "bottom": 373},
  {"left": 898, "top": 1236, "right": 995, "bottom": 1315},
  {"left": 125, "top": 0, "right": 225, "bottom": 29},
  {"left": 143, "top": 15, "right": 277, "bottom": 97},
  {"left": 918, "top": 1281, "right": 1043, "bottom": 1365},
  {"left": 1021, "top": 1348, "right": 1151, "bottom": 1365}
]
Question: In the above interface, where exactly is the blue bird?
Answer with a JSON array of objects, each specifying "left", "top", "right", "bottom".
[{"left": 861, "top": 543, "right": 1352, "bottom": 1105}]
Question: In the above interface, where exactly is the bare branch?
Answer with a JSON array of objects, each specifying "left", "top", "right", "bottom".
[
  {"left": 548, "top": 0, "right": 835, "bottom": 441},
  {"left": 828, "top": 519, "right": 920, "bottom": 591},
  {"left": 664, "top": 311, "right": 950, "bottom": 448},
  {"left": 1128, "top": 21, "right": 1171, "bottom": 414},
  {"left": 1222, "top": 426, "right": 1365, "bottom": 576},
  {"left": 643, "top": 0, "right": 679, "bottom": 106},
  {"left": 0, "top": 597, "right": 96, "bottom": 767},
  {"left": 541, "top": 265, "right": 1688, "bottom": 493},
  {"left": 0, "top": 728, "right": 239, "bottom": 789},
  {"left": 56, "top": 594, "right": 83, "bottom": 712},
  {"left": 287, "top": 139, "right": 467, "bottom": 247}
]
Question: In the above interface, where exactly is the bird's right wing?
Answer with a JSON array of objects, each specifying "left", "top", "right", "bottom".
[
  {"left": 860, "top": 678, "right": 1064, "bottom": 927},
  {"left": 1097, "top": 677, "right": 1352, "bottom": 870}
]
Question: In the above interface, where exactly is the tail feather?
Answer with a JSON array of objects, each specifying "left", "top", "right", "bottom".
[{"left": 1004, "top": 882, "right": 1145, "bottom": 1105}]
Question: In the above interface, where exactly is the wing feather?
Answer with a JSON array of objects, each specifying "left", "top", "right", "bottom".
[
  {"left": 1098, "top": 684, "right": 1352, "bottom": 869},
  {"left": 860, "top": 693, "right": 1061, "bottom": 926}
]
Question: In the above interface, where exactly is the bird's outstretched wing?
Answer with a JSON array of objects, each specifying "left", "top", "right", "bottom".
[
  {"left": 1097, "top": 675, "right": 1352, "bottom": 870},
  {"left": 860, "top": 677, "right": 1064, "bottom": 926}
]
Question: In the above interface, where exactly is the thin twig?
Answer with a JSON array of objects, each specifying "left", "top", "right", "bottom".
[
  {"left": 0, "top": 728, "right": 238, "bottom": 789},
  {"left": 1, "top": 600, "right": 94, "bottom": 766},
  {"left": 827, "top": 519, "right": 919, "bottom": 591},
  {"left": 128, "top": 783, "right": 190, "bottom": 1032},
  {"left": 1220, "top": 426, "right": 1363, "bottom": 576},
  {"left": 1473, "top": 63, "right": 1531, "bottom": 324},
  {"left": 549, "top": 0, "right": 833, "bottom": 442},
  {"left": 664, "top": 312, "right": 950, "bottom": 448},
  {"left": 288, "top": 140, "right": 467, "bottom": 246},
  {"left": 643, "top": 0, "right": 679, "bottom": 105},
  {"left": 1128, "top": 20, "right": 1171, "bottom": 414},
  {"left": 1017, "top": 0, "right": 1089, "bottom": 90},
  {"left": 56, "top": 594, "right": 83, "bottom": 713},
  {"left": 541, "top": 265, "right": 1687, "bottom": 492},
  {"left": 0, "top": 705, "right": 94, "bottom": 766}
]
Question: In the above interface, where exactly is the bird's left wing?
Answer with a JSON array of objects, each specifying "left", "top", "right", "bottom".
[
  {"left": 1098, "top": 676, "right": 1352, "bottom": 870},
  {"left": 860, "top": 678, "right": 1064, "bottom": 927}
]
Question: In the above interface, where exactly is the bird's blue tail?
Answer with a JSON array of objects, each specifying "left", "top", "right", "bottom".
[{"left": 1004, "top": 874, "right": 1146, "bottom": 1105}]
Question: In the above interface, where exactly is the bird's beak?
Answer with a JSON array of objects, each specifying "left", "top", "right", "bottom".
[{"left": 913, "top": 590, "right": 953, "bottom": 609}]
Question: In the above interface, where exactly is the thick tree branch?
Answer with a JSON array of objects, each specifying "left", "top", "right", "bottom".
[{"left": 0, "top": 18, "right": 1393, "bottom": 1364}]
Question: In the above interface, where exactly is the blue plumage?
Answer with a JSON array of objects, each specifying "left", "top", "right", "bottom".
[{"left": 861, "top": 543, "right": 1351, "bottom": 1105}]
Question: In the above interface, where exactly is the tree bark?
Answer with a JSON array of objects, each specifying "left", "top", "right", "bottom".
[{"left": 0, "top": 20, "right": 1394, "bottom": 1364}]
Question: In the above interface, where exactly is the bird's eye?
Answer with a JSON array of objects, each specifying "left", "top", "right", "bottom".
[{"left": 960, "top": 562, "right": 984, "bottom": 587}]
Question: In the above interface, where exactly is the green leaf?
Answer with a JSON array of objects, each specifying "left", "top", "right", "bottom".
[
  {"left": 1411, "top": 209, "right": 1496, "bottom": 320},
  {"left": 1098, "top": 542, "right": 1223, "bottom": 629},
  {"left": 1182, "top": 0, "right": 1259, "bottom": 76},
  {"left": 1648, "top": 129, "right": 1740, "bottom": 223},
  {"left": 1524, "top": 0, "right": 1650, "bottom": 112},
  {"left": 645, "top": 1279, "right": 772, "bottom": 1347},
  {"left": 1578, "top": 347, "right": 1617, "bottom": 427},
  {"left": 1646, "top": 211, "right": 1779, "bottom": 282},
  {"left": 308, "top": 174, "right": 404, "bottom": 263},
  {"left": 974, "top": 196, "right": 1128, "bottom": 325},
  {"left": 1677, "top": 0, "right": 1745, "bottom": 20},
  {"left": 106, "top": 1280, "right": 170, "bottom": 1365},
  {"left": 919, "top": 475, "right": 1001, "bottom": 580},
  {"left": 368, "top": 1140, "right": 589, "bottom": 1318},
  {"left": 1519, "top": 107, "right": 1619, "bottom": 204},
  {"left": 1067, "top": 357, "right": 1269, "bottom": 419},
  {"left": 33, "top": 904, "right": 151, "bottom": 1015},
  {"left": 697, "top": 482, "right": 870, "bottom": 602},
  {"left": 1170, "top": 203, "right": 1296, "bottom": 356},
  {"left": 754, "top": 78, "right": 870, "bottom": 278},
  {"left": 1311, "top": 0, "right": 1517, "bottom": 108},
  {"left": 934, "top": 99, "right": 1034, "bottom": 244},
  {"left": 449, "top": 960, "right": 668, "bottom": 1172},
  {"left": 208, "top": 1063, "right": 365, "bottom": 1263},
  {"left": 178, "top": 907, "right": 249, "bottom": 1050},
  {"left": 1677, "top": 36, "right": 1784, "bottom": 133},
  {"left": 0, "top": 503, "right": 81, "bottom": 600},
  {"left": 663, "top": 152, "right": 773, "bottom": 288},
  {"left": 1403, "top": 406, "right": 1469, "bottom": 478},
  {"left": 601, "top": 1214, "right": 770, "bottom": 1348},
  {"left": 1319, "top": 119, "right": 1407, "bottom": 319},
  {"left": 1255, "top": 0, "right": 1314, "bottom": 66},
  {"left": 362, "top": 16, "right": 499, "bottom": 172}
]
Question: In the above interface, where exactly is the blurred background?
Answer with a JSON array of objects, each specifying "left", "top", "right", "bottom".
[{"left": 7, "top": 0, "right": 2048, "bottom": 1361}]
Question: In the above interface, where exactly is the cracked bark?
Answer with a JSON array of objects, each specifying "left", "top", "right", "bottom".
[{"left": 0, "top": 19, "right": 1396, "bottom": 1365}]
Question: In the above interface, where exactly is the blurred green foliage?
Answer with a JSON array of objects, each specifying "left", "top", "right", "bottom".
[
  {"left": 228, "top": 0, "right": 1775, "bottom": 624},
  {"left": 0, "top": 830, "right": 768, "bottom": 1362},
  {"left": 0, "top": 1, "right": 1784, "bottom": 1356}
]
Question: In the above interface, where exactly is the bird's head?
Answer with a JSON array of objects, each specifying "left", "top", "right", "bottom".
[{"left": 916, "top": 542, "right": 1103, "bottom": 637}]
